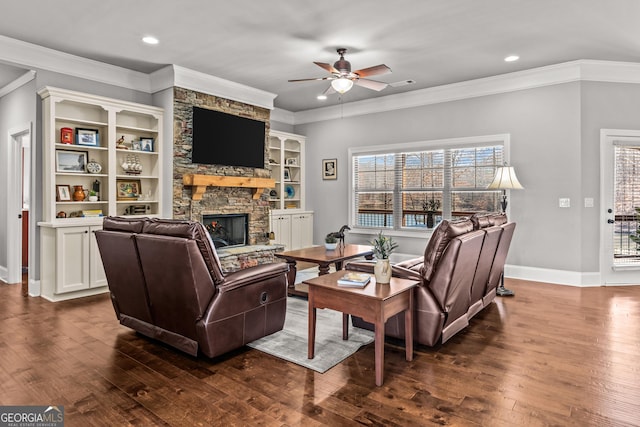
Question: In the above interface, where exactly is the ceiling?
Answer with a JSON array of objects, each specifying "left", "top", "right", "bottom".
[{"left": 1, "top": 0, "right": 639, "bottom": 112}]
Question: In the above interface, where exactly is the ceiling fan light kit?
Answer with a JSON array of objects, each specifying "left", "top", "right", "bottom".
[
  {"left": 289, "top": 48, "right": 391, "bottom": 96},
  {"left": 331, "top": 77, "right": 354, "bottom": 94}
]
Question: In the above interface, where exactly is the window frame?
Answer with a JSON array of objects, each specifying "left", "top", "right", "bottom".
[{"left": 348, "top": 134, "right": 511, "bottom": 237}]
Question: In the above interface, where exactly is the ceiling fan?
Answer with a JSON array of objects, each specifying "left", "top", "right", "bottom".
[{"left": 288, "top": 48, "right": 391, "bottom": 95}]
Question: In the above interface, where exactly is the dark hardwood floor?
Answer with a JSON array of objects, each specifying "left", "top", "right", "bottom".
[{"left": 1, "top": 278, "right": 639, "bottom": 426}]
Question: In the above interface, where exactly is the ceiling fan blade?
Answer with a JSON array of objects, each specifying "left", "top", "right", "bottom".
[
  {"left": 288, "top": 77, "right": 334, "bottom": 82},
  {"left": 355, "top": 78, "right": 388, "bottom": 91},
  {"left": 314, "top": 61, "right": 339, "bottom": 74},
  {"left": 353, "top": 64, "right": 391, "bottom": 78}
]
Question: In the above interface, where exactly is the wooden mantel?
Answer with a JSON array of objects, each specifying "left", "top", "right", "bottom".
[{"left": 183, "top": 174, "right": 275, "bottom": 201}]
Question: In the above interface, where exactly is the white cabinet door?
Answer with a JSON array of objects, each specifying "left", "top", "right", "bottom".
[
  {"left": 271, "top": 214, "right": 292, "bottom": 250},
  {"left": 291, "top": 213, "right": 314, "bottom": 250},
  {"left": 89, "top": 225, "right": 107, "bottom": 288},
  {"left": 56, "top": 226, "right": 90, "bottom": 293}
]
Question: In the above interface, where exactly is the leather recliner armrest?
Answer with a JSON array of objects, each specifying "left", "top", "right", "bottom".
[
  {"left": 218, "top": 262, "right": 289, "bottom": 293},
  {"left": 390, "top": 265, "right": 423, "bottom": 281},
  {"left": 395, "top": 256, "right": 424, "bottom": 270}
]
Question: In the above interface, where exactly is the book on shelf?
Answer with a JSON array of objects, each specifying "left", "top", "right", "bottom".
[
  {"left": 337, "top": 272, "right": 371, "bottom": 288},
  {"left": 82, "top": 209, "right": 103, "bottom": 217}
]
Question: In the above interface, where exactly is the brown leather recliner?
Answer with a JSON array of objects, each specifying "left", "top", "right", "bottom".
[
  {"left": 347, "top": 214, "right": 515, "bottom": 346},
  {"left": 95, "top": 217, "right": 289, "bottom": 358}
]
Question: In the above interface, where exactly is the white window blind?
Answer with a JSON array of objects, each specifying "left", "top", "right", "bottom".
[
  {"left": 351, "top": 137, "right": 505, "bottom": 231},
  {"left": 613, "top": 143, "right": 640, "bottom": 262}
]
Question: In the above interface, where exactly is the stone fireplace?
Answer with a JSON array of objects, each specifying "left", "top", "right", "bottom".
[
  {"left": 172, "top": 86, "right": 272, "bottom": 245},
  {"left": 172, "top": 86, "right": 283, "bottom": 272}
]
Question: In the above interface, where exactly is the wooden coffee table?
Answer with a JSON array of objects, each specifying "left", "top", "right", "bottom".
[
  {"left": 275, "top": 244, "right": 374, "bottom": 296},
  {"left": 304, "top": 270, "right": 418, "bottom": 386}
]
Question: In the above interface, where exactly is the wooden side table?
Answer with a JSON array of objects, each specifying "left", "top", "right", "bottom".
[
  {"left": 304, "top": 271, "right": 418, "bottom": 386},
  {"left": 275, "top": 244, "right": 374, "bottom": 296}
]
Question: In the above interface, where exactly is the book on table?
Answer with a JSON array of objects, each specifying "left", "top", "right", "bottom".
[{"left": 337, "top": 272, "right": 371, "bottom": 287}]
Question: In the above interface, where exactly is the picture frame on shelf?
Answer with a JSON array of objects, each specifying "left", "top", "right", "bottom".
[
  {"left": 56, "top": 149, "right": 87, "bottom": 173},
  {"left": 285, "top": 157, "right": 297, "bottom": 166},
  {"left": 116, "top": 179, "right": 141, "bottom": 201},
  {"left": 283, "top": 167, "right": 291, "bottom": 181},
  {"left": 75, "top": 128, "right": 99, "bottom": 146},
  {"left": 140, "top": 138, "right": 154, "bottom": 152},
  {"left": 322, "top": 158, "right": 337, "bottom": 180},
  {"left": 131, "top": 140, "right": 142, "bottom": 151},
  {"left": 56, "top": 184, "right": 71, "bottom": 201}
]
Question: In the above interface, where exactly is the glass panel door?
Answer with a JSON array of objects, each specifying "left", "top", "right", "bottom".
[{"left": 600, "top": 130, "right": 640, "bottom": 285}]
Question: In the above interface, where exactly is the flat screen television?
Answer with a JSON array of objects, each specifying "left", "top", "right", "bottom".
[{"left": 191, "top": 106, "right": 266, "bottom": 169}]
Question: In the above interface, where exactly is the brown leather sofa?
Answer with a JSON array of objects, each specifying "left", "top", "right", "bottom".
[
  {"left": 347, "top": 213, "right": 515, "bottom": 346},
  {"left": 95, "top": 217, "right": 289, "bottom": 358}
]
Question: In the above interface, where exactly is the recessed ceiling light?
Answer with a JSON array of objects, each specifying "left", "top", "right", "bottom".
[
  {"left": 504, "top": 55, "right": 519, "bottom": 62},
  {"left": 142, "top": 36, "right": 159, "bottom": 45},
  {"left": 317, "top": 95, "right": 327, "bottom": 100}
]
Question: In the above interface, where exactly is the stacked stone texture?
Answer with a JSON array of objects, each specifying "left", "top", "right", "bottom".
[{"left": 173, "top": 87, "right": 272, "bottom": 245}]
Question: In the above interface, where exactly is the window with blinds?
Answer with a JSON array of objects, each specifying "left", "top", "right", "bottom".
[
  {"left": 351, "top": 137, "right": 505, "bottom": 231},
  {"left": 613, "top": 144, "right": 640, "bottom": 263}
]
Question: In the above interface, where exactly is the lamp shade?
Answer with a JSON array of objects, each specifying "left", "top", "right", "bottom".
[
  {"left": 331, "top": 77, "right": 354, "bottom": 94},
  {"left": 487, "top": 166, "right": 524, "bottom": 190}
]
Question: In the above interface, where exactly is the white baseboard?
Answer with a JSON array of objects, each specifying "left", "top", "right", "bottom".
[
  {"left": 506, "top": 264, "right": 602, "bottom": 287},
  {"left": 0, "top": 265, "right": 7, "bottom": 284},
  {"left": 29, "top": 279, "right": 41, "bottom": 297}
]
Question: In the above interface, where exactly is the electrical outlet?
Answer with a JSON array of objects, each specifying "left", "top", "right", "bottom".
[
  {"left": 584, "top": 197, "right": 594, "bottom": 208},
  {"left": 559, "top": 198, "right": 570, "bottom": 208}
]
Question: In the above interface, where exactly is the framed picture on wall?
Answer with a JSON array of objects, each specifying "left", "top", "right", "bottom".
[{"left": 322, "top": 158, "right": 337, "bottom": 180}]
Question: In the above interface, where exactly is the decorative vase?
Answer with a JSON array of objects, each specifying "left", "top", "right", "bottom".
[
  {"left": 426, "top": 212, "right": 435, "bottom": 228},
  {"left": 374, "top": 258, "right": 392, "bottom": 284},
  {"left": 325, "top": 242, "right": 338, "bottom": 251},
  {"left": 72, "top": 185, "right": 85, "bottom": 201}
]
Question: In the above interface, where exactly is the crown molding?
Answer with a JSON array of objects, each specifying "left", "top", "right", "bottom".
[
  {"left": 0, "top": 35, "right": 276, "bottom": 109},
  {"left": 287, "top": 60, "right": 640, "bottom": 125},
  {"left": 0, "top": 35, "right": 151, "bottom": 92},
  {"left": 270, "top": 108, "right": 296, "bottom": 124},
  {"left": 150, "top": 65, "right": 277, "bottom": 110},
  {"left": 0, "top": 70, "right": 35, "bottom": 98},
  {"left": 2, "top": 33, "right": 638, "bottom": 121}
]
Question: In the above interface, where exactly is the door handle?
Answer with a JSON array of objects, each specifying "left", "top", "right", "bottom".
[
  {"left": 607, "top": 219, "right": 614, "bottom": 224},
  {"left": 18, "top": 214, "right": 22, "bottom": 219}
]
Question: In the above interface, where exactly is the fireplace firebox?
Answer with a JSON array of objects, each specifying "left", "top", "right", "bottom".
[{"left": 202, "top": 213, "right": 249, "bottom": 248}]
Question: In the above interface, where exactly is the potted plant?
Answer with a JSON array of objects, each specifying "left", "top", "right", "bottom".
[
  {"left": 423, "top": 198, "right": 441, "bottom": 228},
  {"left": 88, "top": 190, "right": 98, "bottom": 202},
  {"left": 369, "top": 231, "right": 399, "bottom": 284},
  {"left": 325, "top": 233, "right": 338, "bottom": 250}
]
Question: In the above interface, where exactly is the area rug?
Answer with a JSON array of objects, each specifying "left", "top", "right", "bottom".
[{"left": 247, "top": 297, "right": 375, "bottom": 373}]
